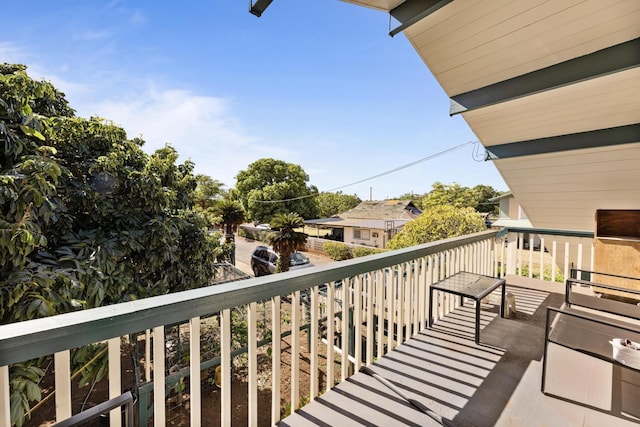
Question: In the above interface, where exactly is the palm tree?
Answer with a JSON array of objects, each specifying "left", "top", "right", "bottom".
[
  {"left": 268, "top": 212, "right": 307, "bottom": 273},
  {"left": 214, "top": 198, "right": 246, "bottom": 237}
]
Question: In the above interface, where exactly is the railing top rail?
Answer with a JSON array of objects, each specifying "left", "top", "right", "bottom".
[
  {"left": 0, "top": 230, "right": 497, "bottom": 366},
  {"left": 495, "top": 227, "right": 594, "bottom": 239}
]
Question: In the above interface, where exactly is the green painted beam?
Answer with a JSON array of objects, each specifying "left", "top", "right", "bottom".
[
  {"left": 485, "top": 124, "right": 640, "bottom": 160},
  {"left": 389, "top": 0, "right": 452, "bottom": 37},
  {"left": 249, "top": 0, "right": 273, "bottom": 17},
  {"left": 450, "top": 38, "right": 640, "bottom": 115}
]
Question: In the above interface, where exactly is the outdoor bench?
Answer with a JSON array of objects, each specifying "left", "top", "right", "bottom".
[
  {"left": 565, "top": 275, "right": 640, "bottom": 320},
  {"left": 542, "top": 273, "right": 640, "bottom": 415}
]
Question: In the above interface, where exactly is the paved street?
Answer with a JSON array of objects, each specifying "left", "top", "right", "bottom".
[{"left": 231, "top": 233, "right": 333, "bottom": 277}]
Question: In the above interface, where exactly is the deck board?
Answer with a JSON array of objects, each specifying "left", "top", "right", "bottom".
[
  {"left": 279, "top": 371, "right": 443, "bottom": 427},
  {"left": 279, "top": 282, "right": 640, "bottom": 426}
]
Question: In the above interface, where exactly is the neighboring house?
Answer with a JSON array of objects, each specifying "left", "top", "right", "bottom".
[
  {"left": 490, "top": 193, "right": 593, "bottom": 268},
  {"left": 489, "top": 192, "right": 533, "bottom": 229},
  {"left": 305, "top": 200, "right": 421, "bottom": 249},
  {"left": 489, "top": 192, "right": 539, "bottom": 249}
]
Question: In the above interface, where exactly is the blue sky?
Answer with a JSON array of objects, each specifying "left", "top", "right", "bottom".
[{"left": 2, "top": 0, "right": 507, "bottom": 200}]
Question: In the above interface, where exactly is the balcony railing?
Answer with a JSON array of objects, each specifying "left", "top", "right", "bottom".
[
  {"left": 495, "top": 227, "right": 594, "bottom": 282},
  {"left": 0, "top": 227, "right": 596, "bottom": 426}
]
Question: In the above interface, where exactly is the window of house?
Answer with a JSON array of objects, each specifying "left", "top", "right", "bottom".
[{"left": 353, "top": 228, "right": 370, "bottom": 240}]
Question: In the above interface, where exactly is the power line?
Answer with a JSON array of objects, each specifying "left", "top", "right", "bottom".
[
  {"left": 251, "top": 140, "right": 478, "bottom": 204},
  {"left": 327, "top": 140, "right": 477, "bottom": 192}
]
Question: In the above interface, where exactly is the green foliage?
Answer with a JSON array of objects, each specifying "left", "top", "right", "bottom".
[
  {"left": 9, "top": 360, "right": 43, "bottom": 427},
  {"left": 1, "top": 64, "right": 223, "bottom": 318},
  {"left": 193, "top": 174, "right": 226, "bottom": 226},
  {"left": 316, "top": 191, "right": 361, "bottom": 218},
  {"left": 387, "top": 204, "right": 486, "bottom": 250},
  {"left": 352, "top": 246, "right": 386, "bottom": 258},
  {"left": 213, "top": 198, "right": 245, "bottom": 235},
  {"left": 194, "top": 175, "right": 225, "bottom": 204},
  {"left": 519, "top": 264, "right": 564, "bottom": 283},
  {"left": 469, "top": 184, "right": 503, "bottom": 214},
  {"left": 238, "top": 225, "right": 276, "bottom": 243},
  {"left": 282, "top": 395, "right": 311, "bottom": 418},
  {"left": 1, "top": 64, "right": 226, "bottom": 425},
  {"left": 71, "top": 344, "right": 109, "bottom": 388},
  {"left": 322, "top": 242, "right": 352, "bottom": 261},
  {"left": 409, "top": 182, "right": 503, "bottom": 215},
  {"left": 233, "top": 158, "right": 319, "bottom": 222},
  {"left": 269, "top": 212, "right": 307, "bottom": 273}
]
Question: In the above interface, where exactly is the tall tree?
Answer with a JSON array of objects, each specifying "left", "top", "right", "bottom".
[
  {"left": 414, "top": 182, "right": 502, "bottom": 215},
  {"left": 387, "top": 204, "right": 486, "bottom": 249},
  {"left": 233, "top": 158, "right": 319, "bottom": 222},
  {"left": 419, "top": 182, "right": 468, "bottom": 209},
  {"left": 194, "top": 174, "right": 226, "bottom": 210},
  {"left": 470, "top": 184, "right": 502, "bottom": 213},
  {"left": 214, "top": 199, "right": 246, "bottom": 234},
  {"left": 316, "top": 191, "right": 361, "bottom": 218},
  {"left": 212, "top": 198, "right": 245, "bottom": 265},
  {"left": 0, "top": 65, "right": 225, "bottom": 316},
  {"left": 193, "top": 174, "right": 227, "bottom": 227},
  {"left": 1, "top": 64, "right": 228, "bottom": 426},
  {"left": 268, "top": 212, "right": 307, "bottom": 273}
]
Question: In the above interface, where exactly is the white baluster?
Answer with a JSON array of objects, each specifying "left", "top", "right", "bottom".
[
  {"left": 153, "top": 326, "right": 165, "bottom": 426},
  {"left": 54, "top": 350, "right": 71, "bottom": 422},
  {"left": 271, "top": 296, "right": 281, "bottom": 425},
  {"left": 189, "top": 317, "right": 201, "bottom": 427}
]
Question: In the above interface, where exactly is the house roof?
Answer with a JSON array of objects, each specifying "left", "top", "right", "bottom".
[
  {"left": 340, "top": 200, "right": 421, "bottom": 220},
  {"left": 489, "top": 192, "right": 513, "bottom": 202},
  {"left": 343, "top": 0, "right": 640, "bottom": 233},
  {"left": 305, "top": 200, "right": 419, "bottom": 229}
]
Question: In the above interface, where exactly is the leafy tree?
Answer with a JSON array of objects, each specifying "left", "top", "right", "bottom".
[
  {"left": 192, "top": 175, "right": 227, "bottom": 227},
  {"left": 469, "top": 184, "right": 502, "bottom": 214},
  {"left": 386, "top": 204, "right": 486, "bottom": 250},
  {"left": 1, "top": 64, "right": 223, "bottom": 319},
  {"left": 413, "top": 182, "right": 502, "bottom": 215},
  {"left": 233, "top": 158, "right": 319, "bottom": 222},
  {"left": 419, "top": 182, "right": 468, "bottom": 209},
  {"left": 194, "top": 174, "right": 226, "bottom": 209},
  {"left": 268, "top": 212, "right": 307, "bottom": 273},
  {"left": 316, "top": 191, "right": 361, "bottom": 218},
  {"left": 1, "top": 64, "right": 225, "bottom": 426},
  {"left": 395, "top": 192, "right": 419, "bottom": 201}
]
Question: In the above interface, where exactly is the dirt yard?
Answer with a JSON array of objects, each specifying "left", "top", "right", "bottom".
[{"left": 26, "top": 311, "right": 341, "bottom": 427}]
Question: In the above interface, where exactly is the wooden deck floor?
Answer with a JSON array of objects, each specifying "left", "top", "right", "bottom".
[{"left": 280, "top": 279, "right": 640, "bottom": 426}]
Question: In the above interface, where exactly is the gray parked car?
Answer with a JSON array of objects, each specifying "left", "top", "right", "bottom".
[{"left": 250, "top": 245, "right": 313, "bottom": 276}]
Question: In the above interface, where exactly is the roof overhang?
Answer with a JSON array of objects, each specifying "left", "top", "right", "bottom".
[
  {"left": 305, "top": 218, "right": 409, "bottom": 229},
  {"left": 345, "top": 0, "right": 640, "bottom": 232}
]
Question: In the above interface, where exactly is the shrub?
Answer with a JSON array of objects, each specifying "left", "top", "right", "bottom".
[
  {"left": 387, "top": 204, "right": 485, "bottom": 249},
  {"left": 352, "top": 246, "right": 386, "bottom": 258},
  {"left": 238, "top": 225, "right": 276, "bottom": 243},
  {"left": 322, "top": 242, "right": 352, "bottom": 261},
  {"left": 519, "top": 265, "right": 564, "bottom": 283}
]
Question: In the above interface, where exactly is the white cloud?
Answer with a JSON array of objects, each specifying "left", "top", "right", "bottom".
[
  {"left": 1, "top": 45, "right": 295, "bottom": 188},
  {"left": 83, "top": 86, "right": 290, "bottom": 188},
  {"left": 130, "top": 10, "right": 146, "bottom": 25},
  {"left": 72, "top": 30, "right": 113, "bottom": 41},
  {"left": 0, "top": 42, "right": 27, "bottom": 64}
]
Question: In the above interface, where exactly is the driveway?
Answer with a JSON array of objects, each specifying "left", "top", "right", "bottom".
[{"left": 231, "top": 234, "right": 333, "bottom": 276}]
